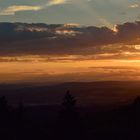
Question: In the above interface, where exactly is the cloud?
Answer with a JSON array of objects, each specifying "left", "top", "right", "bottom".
[
  {"left": 0, "top": 5, "right": 42, "bottom": 15},
  {"left": 128, "top": 4, "right": 139, "bottom": 8},
  {"left": 0, "top": 21, "right": 140, "bottom": 58},
  {"left": 47, "top": 0, "right": 67, "bottom": 6},
  {"left": 0, "top": 0, "right": 68, "bottom": 15}
]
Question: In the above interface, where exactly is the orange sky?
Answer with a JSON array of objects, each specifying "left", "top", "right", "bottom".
[{"left": 1, "top": 55, "right": 140, "bottom": 84}]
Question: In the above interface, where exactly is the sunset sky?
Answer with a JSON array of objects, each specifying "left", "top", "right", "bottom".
[{"left": 0, "top": 0, "right": 140, "bottom": 84}]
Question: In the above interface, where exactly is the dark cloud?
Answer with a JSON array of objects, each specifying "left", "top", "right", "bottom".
[
  {"left": 116, "top": 21, "right": 140, "bottom": 43},
  {"left": 0, "top": 21, "right": 140, "bottom": 56}
]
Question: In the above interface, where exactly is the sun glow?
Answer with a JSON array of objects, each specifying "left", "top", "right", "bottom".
[{"left": 113, "top": 24, "right": 118, "bottom": 33}]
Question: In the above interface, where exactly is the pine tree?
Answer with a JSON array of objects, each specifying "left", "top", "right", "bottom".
[
  {"left": 57, "top": 91, "right": 85, "bottom": 140},
  {"left": 62, "top": 90, "right": 76, "bottom": 111},
  {"left": 0, "top": 96, "right": 9, "bottom": 118}
]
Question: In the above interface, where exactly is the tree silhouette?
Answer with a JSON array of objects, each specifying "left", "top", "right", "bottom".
[
  {"left": 55, "top": 90, "right": 85, "bottom": 140},
  {"left": 16, "top": 102, "right": 25, "bottom": 140},
  {"left": 132, "top": 96, "right": 140, "bottom": 116},
  {"left": 0, "top": 96, "right": 11, "bottom": 135},
  {"left": 62, "top": 90, "right": 76, "bottom": 111},
  {"left": 0, "top": 96, "right": 8, "bottom": 113},
  {"left": 0, "top": 96, "right": 9, "bottom": 120},
  {"left": 133, "top": 96, "right": 140, "bottom": 107}
]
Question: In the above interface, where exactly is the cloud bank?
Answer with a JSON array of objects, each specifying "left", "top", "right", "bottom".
[{"left": 0, "top": 21, "right": 140, "bottom": 58}]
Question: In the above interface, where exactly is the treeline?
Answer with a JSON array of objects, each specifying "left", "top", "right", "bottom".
[{"left": 0, "top": 91, "right": 140, "bottom": 140}]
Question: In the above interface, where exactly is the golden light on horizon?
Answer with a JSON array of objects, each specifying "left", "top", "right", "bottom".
[{"left": 0, "top": 55, "right": 140, "bottom": 83}]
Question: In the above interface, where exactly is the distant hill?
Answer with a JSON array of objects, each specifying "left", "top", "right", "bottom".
[{"left": 0, "top": 81, "right": 140, "bottom": 109}]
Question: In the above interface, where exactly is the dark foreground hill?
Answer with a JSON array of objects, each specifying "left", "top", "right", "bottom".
[{"left": 0, "top": 82, "right": 140, "bottom": 140}]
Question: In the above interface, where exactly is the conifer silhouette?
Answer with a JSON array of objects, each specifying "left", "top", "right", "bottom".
[
  {"left": 56, "top": 90, "right": 85, "bottom": 140},
  {"left": 62, "top": 90, "right": 76, "bottom": 111}
]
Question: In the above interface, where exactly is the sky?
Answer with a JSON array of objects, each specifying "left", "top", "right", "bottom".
[
  {"left": 0, "top": 0, "right": 140, "bottom": 84},
  {"left": 0, "top": 0, "right": 140, "bottom": 28}
]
